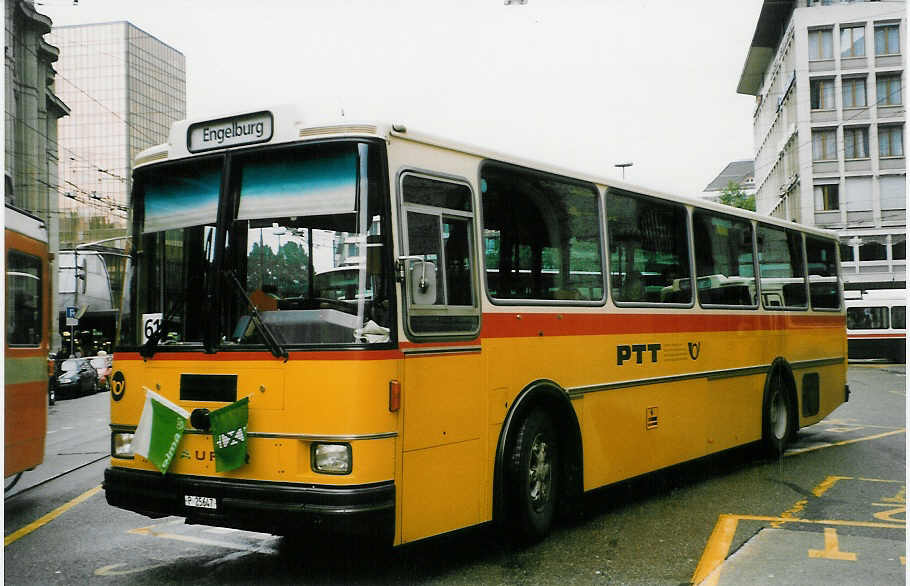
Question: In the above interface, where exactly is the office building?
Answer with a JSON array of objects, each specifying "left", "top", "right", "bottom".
[
  {"left": 49, "top": 21, "right": 186, "bottom": 248},
  {"left": 738, "top": 0, "right": 905, "bottom": 289}
]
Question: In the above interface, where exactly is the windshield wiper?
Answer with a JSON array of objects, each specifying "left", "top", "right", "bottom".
[{"left": 225, "top": 270, "right": 289, "bottom": 362}]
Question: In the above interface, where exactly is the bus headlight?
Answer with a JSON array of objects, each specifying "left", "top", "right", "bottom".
[
  {"left": 112, "top": 432, "right": 135, "bottom": 458},
  {"left": 311, "top": 443, "right": 351, "bottom": 474}
]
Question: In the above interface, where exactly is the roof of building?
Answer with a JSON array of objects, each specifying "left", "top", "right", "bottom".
[
  {"left": 736, "top": 0, "right": 796, "bottom": 95},
  {"left": 704, "top": 160, "right": 755, "bottom": 192}
]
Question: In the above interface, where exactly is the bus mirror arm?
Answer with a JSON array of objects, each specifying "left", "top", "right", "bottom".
[{"left": 395, "top": 255, "right": 426, "bottom": 284}]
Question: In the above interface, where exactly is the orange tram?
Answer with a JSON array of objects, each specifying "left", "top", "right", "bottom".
[{"left": 5, "top": 204, "right": 51, "bottom": 486}]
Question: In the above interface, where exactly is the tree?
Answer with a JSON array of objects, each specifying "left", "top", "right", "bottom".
[{"left": 719, "top": 181, "right": 756, "bottom": 212}]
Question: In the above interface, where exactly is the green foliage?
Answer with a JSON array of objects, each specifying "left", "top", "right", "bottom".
[
  {"left": 246, "top": 240, "right": 310, "bottom": 297},
  {"left": 719, "top": 181, "right": 756, "bottom": 212}
]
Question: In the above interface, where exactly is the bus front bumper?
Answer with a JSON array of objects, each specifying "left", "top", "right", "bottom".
[{"left": 104, "top": 467, "right": 394, "bottom": 539}]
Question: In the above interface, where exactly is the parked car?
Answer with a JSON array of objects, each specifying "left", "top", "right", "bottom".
[
  {"left": 56, "top": 358, "right": 98, "bottom": 399},
  {"left": 89, "top": 352, "right": 113, "bottom": 392}
]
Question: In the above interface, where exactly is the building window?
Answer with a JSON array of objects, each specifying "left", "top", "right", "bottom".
[
  {"left": 811, "top": 78, "right": 835, "bottom": 109},
  {"left": 893, "top": 239, "right": 906, "bottom": 260},
  {"left": 844, "top": 127, "right": 869, "bottom": 159},
  {"left": 808, "top": 28, "right": 834, "bottom": 60},
  {"left": 841, "top": 25, "right": 865, "bottom": 58},
  {"left": 875, "top": 24, "right": 900, "bottom": 55},
  {"left": 813, "top": 129, "right": 837, "bottom": 161},
  {"left": 879, "top": 175, "right": 906, "bottom": 210},
  {"left": 879, "top": 125, "right": 904, "bottom": 157},
  {"left": 814, "top": 184, "right": 840, "bottom": 211},
  {"left": 839, "top": 242, "right": 855, "bottom": 263},
  {"left": 859, "top": 241, "right": 887, "bottom": 261},
  {"left": 842, "top": 77, "right": 867, "bottom": 107},
  {"left": 876, "top": 74, "right": 902, "bottom": 106}
]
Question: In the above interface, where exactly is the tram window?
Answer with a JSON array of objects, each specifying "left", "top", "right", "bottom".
[
  {"left": 892, "top": 306, "right": 906, "bottom": 329},
  {"left": 6, "top": 250, "right": 42, "bottom": 346},
  {"left": 606, "top": 189, "right": 691, "bottom": 305},
  {"left": 481, "top": 163, "right": 603, "bottom": 303},
  {"left": 805, "top": 236, "right": 841, "bottom": 309},
  {"left": 847, "top": 306, "right": 888, "bottom": 329},
  {"left": 693, "top": 211, "right": 756, "bottom": 307},
  {"left": 757, "top": 225, "right": 807, "bottom": 309}
]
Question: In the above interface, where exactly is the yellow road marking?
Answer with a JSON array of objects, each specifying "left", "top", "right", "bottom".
[
  {"left": 808, "top": 527, "right": 857, "bottom": 561},
  {"left": 128, "top": 520, "right": 276, "bottom": 553},
  {"left": 691, "top": 514, "right": 738, "bottom": 586},
  {"left": 692, "top": 515, "right": 904, "bottom": 585},
  {"left": 771, "top": 498, "right": 807, "bottom": 529},
  {"left": 786, "top": 429, "right": 906, "bottom": 456},
  {"left": 4, "top": 485, "right": 102, "bottom": 547},
  {"left": 812, "top": 475, "right": 852, "bottom": 497}
]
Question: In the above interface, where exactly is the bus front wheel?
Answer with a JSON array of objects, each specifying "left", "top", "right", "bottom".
[
  {"left": 508, "top": 408, "right": 559, "bottom": 542},
  {"left": 762, "top": 370, "right": 795, "bottom": 457}
]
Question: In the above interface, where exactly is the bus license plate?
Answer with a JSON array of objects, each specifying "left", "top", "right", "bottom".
[{"left": 184, "top": 495, "right": 216, "bottom": 510}]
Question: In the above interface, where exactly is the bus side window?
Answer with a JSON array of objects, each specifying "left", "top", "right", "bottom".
[
  {"left": 692, "top": 210, "right": 756, "bottom": 308},
  {"left": 481, "top": 163, "right": 603, "bottom": 303},
  {"left": 805, "top": 236, "right": 841, "bottom": 310},
  {"left": 605, "top": 188, "right": 690, "bottom": 305},
  {"left": 757, "top": 225, "right": 808, "bottom": 310}
]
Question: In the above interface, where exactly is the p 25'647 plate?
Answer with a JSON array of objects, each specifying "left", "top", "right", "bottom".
[{"left": 184, "top": 495, "right": 216, "bottom": 509}]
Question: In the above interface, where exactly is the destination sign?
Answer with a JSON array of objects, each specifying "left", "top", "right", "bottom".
[{"left": 187, "top": 111, "right": 273, "bottom": 153}]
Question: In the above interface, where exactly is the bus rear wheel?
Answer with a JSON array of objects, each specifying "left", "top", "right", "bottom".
[
  {"left": 508, "top": 408, "right": 559, "bottom": 542},
  {"left": 762, "top": 370, "right": 794, "bottom": 457}
]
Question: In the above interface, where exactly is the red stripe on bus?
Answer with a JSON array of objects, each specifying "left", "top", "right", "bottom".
[
  {"left": 114, "top": 349, "right": 404, "bottom": 362},
  {"left": 847, "top": 333, "right": 906, "bottom": 339},
  {"left": 480, "top": 312, "right": 844, "bottom": 338}
]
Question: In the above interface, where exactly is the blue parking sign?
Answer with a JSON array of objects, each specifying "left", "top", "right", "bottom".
[{"left": 66, "top": 306, "right": 77, "bottom": 319}]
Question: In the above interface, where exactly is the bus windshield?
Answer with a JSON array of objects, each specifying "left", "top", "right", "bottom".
[{"left": 120, "top": 142, "right": 392, "bottom": 351}]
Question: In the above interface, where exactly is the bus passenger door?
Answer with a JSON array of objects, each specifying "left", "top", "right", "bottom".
[{"left": 398, "top": 173, "right": 485, "bottom": 543}]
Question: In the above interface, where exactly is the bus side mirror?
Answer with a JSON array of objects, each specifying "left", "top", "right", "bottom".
[{"left": 409, "top": 260, "right": 437, "bottom": 305}]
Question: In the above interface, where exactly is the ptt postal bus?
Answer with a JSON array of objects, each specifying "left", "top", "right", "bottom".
[{"left": 104, "top": 105, "right": 848, "bottom": 545}]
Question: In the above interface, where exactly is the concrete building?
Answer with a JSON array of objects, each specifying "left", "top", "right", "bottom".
[
  {"left": 48, "top": 21, "right": 186, "bottom": 249},
  {"left": 738, "top": 0, "right": 905, "bottom": 290},
  {"left": 5, "top": 0, "right": 70, "bottom": 351}
]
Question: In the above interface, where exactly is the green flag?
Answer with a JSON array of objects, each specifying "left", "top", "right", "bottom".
[
  {"left": 210, "top": 397, "right": 249, "bottom": 472},
  {"left": 134, "top": 388, "right": 190, "bottom": 474}
]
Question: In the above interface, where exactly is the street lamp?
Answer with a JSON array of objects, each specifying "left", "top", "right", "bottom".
[{"left": 614, "top": 162, "right": 633, "bottom": 181}]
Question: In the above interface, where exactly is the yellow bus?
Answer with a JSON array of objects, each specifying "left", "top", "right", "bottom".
[
  {"left": 5, "top": 204, "right": 51, "bottom": 487},
  {"left": 104, "top": 106, "right": 847, "bottom": 545}
]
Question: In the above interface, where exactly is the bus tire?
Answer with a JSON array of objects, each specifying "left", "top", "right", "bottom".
[
  {"left": 762, "top": 369, "right": 794, "bottom": 457},
  {"left": 508, "top": 408, "right": 559, "bottom": 542}
]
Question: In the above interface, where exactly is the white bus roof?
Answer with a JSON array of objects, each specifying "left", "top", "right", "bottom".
[{"left": 134, "top": 105, "right": 839, "bottom": 241}]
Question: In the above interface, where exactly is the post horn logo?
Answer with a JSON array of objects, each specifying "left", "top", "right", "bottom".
[
  {"left": 111, "top": 371, "right": 126, "bottom": 401},
  {"left": 688, "top": 342, "right": 701, "bottom": 360}
]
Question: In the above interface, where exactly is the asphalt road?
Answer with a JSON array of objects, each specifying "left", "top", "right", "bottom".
[{"left": 4, "top": 364, "right": 905, "bottom": 585}]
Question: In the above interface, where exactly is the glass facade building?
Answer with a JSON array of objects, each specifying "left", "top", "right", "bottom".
[{"left": 49, "top": 21, "right": 186, "bottom": 248}]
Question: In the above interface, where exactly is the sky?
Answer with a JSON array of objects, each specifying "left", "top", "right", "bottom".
[{"left": 39, "top": 0, "right": 765, "bottom": 198}]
